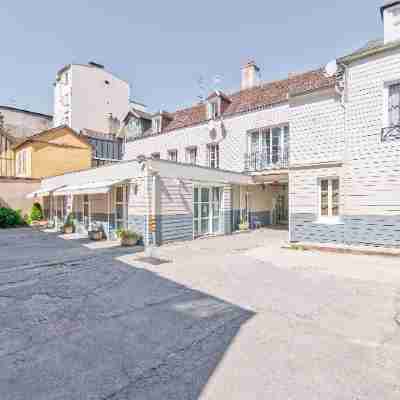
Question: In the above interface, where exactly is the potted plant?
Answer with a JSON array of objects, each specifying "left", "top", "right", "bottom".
[
  {"left": 238, "top": 217, "right": 250, "bottom": 231},
  {"left": 63, "top": 213, "right": 75, "bottom": 234},
  {"left": 88, "top": 222, "right": 103, "bottom": 241},
  {"left": 116, "top": 229, "right": 141, "bottom": 247}
]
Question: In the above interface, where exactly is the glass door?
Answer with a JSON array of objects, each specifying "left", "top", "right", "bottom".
[
  {"left": 82, "top": 194, "right": 90, "bottom": 230},
  {"left": 115, "top": 185, "right": 128, "bottom": 230},
  {"left": 194, "top": 187, "right": 222, "bottom": 238}
]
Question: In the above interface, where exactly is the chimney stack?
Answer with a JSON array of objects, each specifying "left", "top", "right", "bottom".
[
  {"left": 241, "top": 61, "right": 260, "bottom": 90},
  {"left": 381, "top": 1, "right": 400, "bottom": 44}
]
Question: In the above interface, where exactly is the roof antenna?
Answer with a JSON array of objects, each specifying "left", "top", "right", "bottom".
[{"left": 197, "top": 75, "right": 206, "bottom": 104}]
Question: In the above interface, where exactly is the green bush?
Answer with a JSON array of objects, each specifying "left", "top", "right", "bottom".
[
  {"left": 0, "top": 207, "right": 25, "bottom": 228},
  {"left": 30, "top": 202, "right": 43, "bottom": 222}
]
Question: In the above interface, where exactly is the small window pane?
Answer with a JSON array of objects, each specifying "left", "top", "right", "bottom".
[
  {"left": 201, "top": 188, "right": 209, "bottom": 202},
  {"left": 332, "top": 179, "right": 340, "bottom": 216},
  {"left": 194, "top": 188, "right": 199, "bottom": 203},
  {"left": 320, "top": 180, "right": 329, "bottom": 216}
]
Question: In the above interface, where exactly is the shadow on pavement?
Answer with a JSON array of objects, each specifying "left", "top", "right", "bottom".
[{"left": 0, "top": 228, "right": 255, "bottom": 399}]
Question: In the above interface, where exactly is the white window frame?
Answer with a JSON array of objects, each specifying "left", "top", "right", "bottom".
[
  {"left": 153, "top": 117, "right": 161, "bottom": 133},
  {"left": 167, "top": 149, "right": 178, "bottom": 162},
  {"left": 208, "top": 99, "right": 220, "bottom": 120},
  {"left": 207, "top": 143, "right": 219, "bottom": 169},
  {"left": 185, "top": 146, "right": 197, "bottom": 164},
  {"left": 383, "top": 79, "right": 400, "bottom": 128},
  {"left": 317, "top": 177, "right": 341, "bottom": 224}
]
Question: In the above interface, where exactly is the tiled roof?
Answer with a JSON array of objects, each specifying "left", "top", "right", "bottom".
[
  {"left": 13, "top": 125, "right": 90, "bottom": 149},
  {"left": 289, "top": 69, "right": 336, "bottom": 97},
  {"left": 139, "top": 69, "right": 334, "bottom": 138}
]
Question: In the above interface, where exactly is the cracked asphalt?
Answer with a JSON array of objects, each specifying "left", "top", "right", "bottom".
[{"left": 1, "top": 228, "right": 400, "bottom": 399}]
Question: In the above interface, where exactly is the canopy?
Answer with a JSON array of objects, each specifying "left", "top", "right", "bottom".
[
  {"left": 52, "top": 179, "right": 127, "bottom": 196},
  {"left": 26, "top": 184, "right": 66, "bottom": 199}
]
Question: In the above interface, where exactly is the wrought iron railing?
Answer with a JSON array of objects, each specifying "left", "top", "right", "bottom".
[
  {"left": 381, "top": 125, "right": 400, "bottom": 141},
  {"left": 0, "top": 157, "right": 15, "bottom": 177},
  {"left": 244, "top": 151, "right": 289, "bottom": 172}
]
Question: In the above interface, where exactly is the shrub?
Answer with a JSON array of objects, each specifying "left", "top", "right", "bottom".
[
  {"left": 0, "top": 207, "right": 25, "bottom": 228},
  {"left": 64, "top": 213, "right": 75, "bottom": 228},
  {"left": 116, "top": 229, "right": 141, "bottom": 241},
  {"left": 30, "top": 202, "right": 43, "bottom": 222}
]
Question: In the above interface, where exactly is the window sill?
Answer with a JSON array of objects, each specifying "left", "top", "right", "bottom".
[{"left": 314, "top": 217, "right": 344, "bottom": 225}]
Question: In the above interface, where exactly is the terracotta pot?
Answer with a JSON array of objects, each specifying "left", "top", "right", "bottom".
[
  {"left": 120, "top": 237, "right": 138, "bottom": 247},
  {"left": 89, "top": 231, "right": 103, "bottom": 241},
  {"left": 63, "top": 225, "right": 74, "bottom": 234}
]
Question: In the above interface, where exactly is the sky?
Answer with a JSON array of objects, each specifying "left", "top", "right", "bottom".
[{"left": 0, "top": 0, "right": 384, "bottom": 115}]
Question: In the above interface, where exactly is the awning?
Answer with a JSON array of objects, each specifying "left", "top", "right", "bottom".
[
  {"left": 26, "top": 185, "right": 66, "bottom": 199},
  {"left": 52, "top": 179, "right": 128, "bottom": 196}
]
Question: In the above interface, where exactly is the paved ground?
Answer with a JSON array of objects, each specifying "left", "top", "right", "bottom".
[{"left": 1, "top": 228, "right": 400, "bottom": 399}]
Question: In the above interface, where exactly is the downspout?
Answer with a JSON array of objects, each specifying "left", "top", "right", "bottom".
[{"left": 152, "top": 174, "right": 157, "bottom": 246}]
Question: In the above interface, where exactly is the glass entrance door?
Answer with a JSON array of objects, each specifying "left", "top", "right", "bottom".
[{"left": 194, "top": 187, "right": 222, "bottom": 238}]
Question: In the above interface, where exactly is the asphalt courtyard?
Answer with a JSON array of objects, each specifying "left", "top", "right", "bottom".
[{"left": 1, "top": 227, "right": 400, "bottom": 399}]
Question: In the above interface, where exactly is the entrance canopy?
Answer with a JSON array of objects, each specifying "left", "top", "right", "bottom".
[
  {"left": 27, "top": 184, "right": 66, "bottom": 199},
  {"left": 52, "top": 179, "right": 128, "bottom": 196}
]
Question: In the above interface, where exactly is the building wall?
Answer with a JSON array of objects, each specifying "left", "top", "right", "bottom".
[
  {"left": 0, "top": 107, "right": 52, "bottom": 140},
  {"left": 28, "top": 143, "right": 91, "bottom": 179},
  {"left": 0, "top": 177, "right": 41, "bottom": 215},
  {"left": 289, "top": 89, "right": 345, "bottom": 166},
  {"left": 124, "top": 104, "right": 289, "bottom": 173},
  {"left": 289, "top": 48, "right": 400, "bottom": 247},
  {"left": 54, "top": 65, "right": 130, "bottom": 134}
]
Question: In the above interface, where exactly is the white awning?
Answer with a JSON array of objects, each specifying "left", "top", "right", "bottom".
[
  {"left": 52, "top": 179, "right": 127, "bottom": 196},
  {"left": 26, "top": 185, "right": 66, "bottom": 199}
]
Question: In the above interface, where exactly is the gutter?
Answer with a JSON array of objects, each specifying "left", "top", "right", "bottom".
[{"left": 339, "top": 40, "right": 400, "bottom": 65}]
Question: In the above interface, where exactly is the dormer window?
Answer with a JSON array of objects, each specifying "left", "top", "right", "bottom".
[
  {"left": 153, "top": 117, "right": 161, "bottom": 133},
  {"left": 208, "top": 99, "right": 220, "bottom": 120}
]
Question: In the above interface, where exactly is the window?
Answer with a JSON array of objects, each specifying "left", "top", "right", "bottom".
[
  {"left": 388, "top": 83, "right": 400, "bottom": 126},
  {"left": 153, "top": 117, "right": 161, "bottom": 133},
  {"left": 246, "top": 125, "right": 289, "bottom": 170},
  {"left": 207, "top": 143, "right": 219, "bottom": 169},
  {"left": 186, "top": 147, "right": 197, "bottom": 164},
  {"left": 16, "top": 150, "right": 28, "bottom": 176},
  {"left": 151, "top": 152, "right": 160, "bottom": 160},
  {"left": 208, "top": 100, "right": 220, "bottom": 120},
  {"left": 319, "top": 178, "right": 340, "bottom": 218},
  {"left": 168, "top": 150, "right": 178, "bottom": 162}
]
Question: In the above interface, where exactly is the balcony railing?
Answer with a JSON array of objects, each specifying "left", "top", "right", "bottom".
[
  {"left": 0, "top": 157, "right": 15, "bottom": 177},
  {"left": 381, "top": 125, "right": 400, "bottom": 142},
  {"left": 244, "top": 151, "right": 289, "bottom": 172}
]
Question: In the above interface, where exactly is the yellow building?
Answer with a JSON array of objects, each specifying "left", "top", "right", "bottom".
[{"left": 12, "top": 125, "right": 92, "bottom": 179}]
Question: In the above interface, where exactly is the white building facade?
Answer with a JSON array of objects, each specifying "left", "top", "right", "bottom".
[
  {"left": 53, "top": 62, "right": 130, "bottom": 135},
  {"left": 35, "top": 1, "right": 400, "bottom": 248}
]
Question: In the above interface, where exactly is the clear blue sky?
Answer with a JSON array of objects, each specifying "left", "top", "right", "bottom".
[{"left": 0, "top": 0, "right": 383, "bottom": 115}]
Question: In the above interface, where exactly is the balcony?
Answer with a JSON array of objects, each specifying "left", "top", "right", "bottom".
[
  {"left": 244, "top": 151, "right": 289, "bottom": 172},
  {"left": 381, "top": 125, "right": 400, "bottom": 141}
]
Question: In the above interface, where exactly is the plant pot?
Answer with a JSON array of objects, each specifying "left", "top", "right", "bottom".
[
  {"left": 63, "top": 225, "right": 74, "bottom": 234},
  {"left": 120, "top": 237, "right": 138, "bottom": 247},
  {"left": 89, "top": 230, "right": 103, "bottom": 241},
  {"left": 239, "top": 223, "right": 250, "bottom": 231}
]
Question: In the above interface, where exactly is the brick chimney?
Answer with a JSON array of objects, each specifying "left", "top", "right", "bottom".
[{"left": 241, "top": 61, "right": 260, "bottom": 90}]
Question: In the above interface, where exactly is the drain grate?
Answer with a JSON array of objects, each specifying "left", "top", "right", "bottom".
[{"left": 136, "top": 257, "right": 171, "bottom": 266}]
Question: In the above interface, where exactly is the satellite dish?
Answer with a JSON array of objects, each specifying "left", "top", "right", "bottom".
[{"left": 325, "top": 60, "right": 338, "bottom": 77}]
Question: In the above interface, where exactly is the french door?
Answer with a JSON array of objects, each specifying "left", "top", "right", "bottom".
[
  {"left": 82, "top": 194, "right": 91, "bottom": 230},
  {"left": 193, "top": 187, "right": 222, "bottom": 238},
  {"left": 115, "top": 185, "right": 128, "bottom": 230}
]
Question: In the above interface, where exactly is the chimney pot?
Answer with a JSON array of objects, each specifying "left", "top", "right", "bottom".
[{"left": 241, "top": 61, "right": 260, "bottom": 90}]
